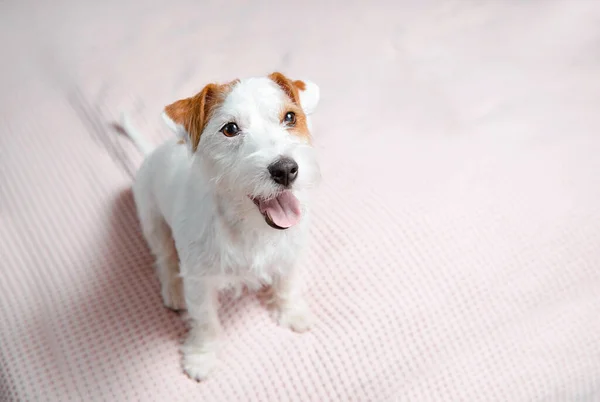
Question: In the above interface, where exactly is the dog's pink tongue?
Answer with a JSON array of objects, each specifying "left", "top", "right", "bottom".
[{"left": 261, "top": 191, "right": 301, "bottom": 228}]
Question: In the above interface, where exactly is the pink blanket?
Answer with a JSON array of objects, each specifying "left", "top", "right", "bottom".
[{"left": 2, "top": 0, "right": 600, "bottom": 400}]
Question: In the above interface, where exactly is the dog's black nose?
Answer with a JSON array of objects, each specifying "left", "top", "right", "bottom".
[{"left": 268, "top": 157, "right": 298, "bottom": 187}]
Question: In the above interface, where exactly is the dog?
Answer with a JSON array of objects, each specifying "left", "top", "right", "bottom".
[{"left": 121, "top": 72, "right": 321, "bottom": 381}]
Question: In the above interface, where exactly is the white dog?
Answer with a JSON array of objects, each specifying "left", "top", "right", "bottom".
[{"left": 121, "top": 72, "right": 321, "bottom": 381}]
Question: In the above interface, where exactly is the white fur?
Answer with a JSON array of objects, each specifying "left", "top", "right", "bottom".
[
  {"left": 120, "top": 112, "right": 155, "bottom": 155},
  {"left": 123, "top": 75, "right": 320, "bottom": 381},
  {"left": 297, "top": 80, "right": 320, "bottom": 115}
]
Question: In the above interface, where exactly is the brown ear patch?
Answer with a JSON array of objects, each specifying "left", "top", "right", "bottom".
[
  {"left": 268, "top": 72, "right": 307, "bottom": 106},
  {"left": 164, "top": 79, "right": 238, "bottom": 152},
  {"left": 293, "top": 80, "right": 306, "bottom": 91}
]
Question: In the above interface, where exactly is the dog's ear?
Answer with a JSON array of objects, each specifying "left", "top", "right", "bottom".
[
  {"left": 162, "top": 83, "right": 224, "bottom": 152},
  {"left": 269, "top": 72, "right": 320, "bottom": 115},
  {"left": 294, "top": 79, "right": 320, "bottom": 115}
]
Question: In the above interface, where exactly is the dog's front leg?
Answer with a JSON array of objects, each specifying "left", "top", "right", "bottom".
[
  {"left": 262, "top": 269, "right": 314, "bottom": 333},
  {"left": 181, "top": 277, "right": 221, "bottom": 381}
]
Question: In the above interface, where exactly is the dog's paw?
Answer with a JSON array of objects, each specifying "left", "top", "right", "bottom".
[
  {"left": 271, "top": 301, "right": 314, "bottom": 333},
  {"left": 162, "top": 281, "right": 186, "bottom": 311},
  {"left": 182, "top": 350, "right": 218, "bottom": 381}
]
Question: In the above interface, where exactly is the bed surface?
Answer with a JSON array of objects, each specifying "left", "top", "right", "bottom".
[{"left": 1, "top": 1, "right": 600, "bottom": 400}]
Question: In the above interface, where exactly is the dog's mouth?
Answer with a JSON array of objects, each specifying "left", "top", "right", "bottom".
[{"left": 250, "top": 190, "right": 301, "bottom": 230}]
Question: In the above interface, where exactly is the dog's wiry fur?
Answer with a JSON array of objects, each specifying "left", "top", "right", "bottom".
[{"left": 123, "top": 72, "right": 321, "bottom": 381}]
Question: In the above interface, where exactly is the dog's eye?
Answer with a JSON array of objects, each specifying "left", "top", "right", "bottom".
[
  {"left": 283, "top": 111, "right": 296, "bottom": 126},
  {"left": 220, "top": 122, "right": 240, "bottom": 137}
]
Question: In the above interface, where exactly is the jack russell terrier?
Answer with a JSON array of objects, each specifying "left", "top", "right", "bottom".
[{"left": 121, "top": 72, "right": 321, "bottom": 381}]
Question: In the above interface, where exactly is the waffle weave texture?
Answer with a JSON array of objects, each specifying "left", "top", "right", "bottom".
[{"left": 1, "top": 0, "right": 600, "bottom": 400}]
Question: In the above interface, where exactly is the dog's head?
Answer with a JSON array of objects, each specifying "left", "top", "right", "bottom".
[{"left": 162, "top": 72, "right": 321, "bottom": 230}]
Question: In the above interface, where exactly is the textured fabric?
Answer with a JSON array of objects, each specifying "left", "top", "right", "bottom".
[{"left": 2, "top": 0, "right": 600, "bottom": 401}]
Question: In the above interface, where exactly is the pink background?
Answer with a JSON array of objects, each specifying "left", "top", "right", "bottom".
[{"left": 1, "top": 0, "right": 600, "bottom": 400}]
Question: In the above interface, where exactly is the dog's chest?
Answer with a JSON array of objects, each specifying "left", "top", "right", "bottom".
[
  {"left": 218, "top": 225, "right": 305, "bottom": 276},
  {"left": 178, "top": 214, "right": 306, "bottom": 279},
  {"left": 173, "top": 178, "right": 309, "bottom": 278}
]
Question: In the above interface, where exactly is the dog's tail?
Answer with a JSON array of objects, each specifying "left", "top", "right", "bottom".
[{"left": 119, "top": 112, "right": 155, "bottom": 156}]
